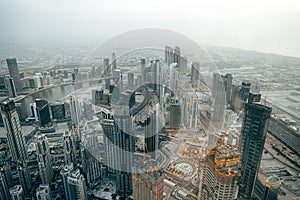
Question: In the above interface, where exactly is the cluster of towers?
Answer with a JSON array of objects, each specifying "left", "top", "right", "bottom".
[{"left": 0, "top": 99, "right": 89, "bottom": 199}]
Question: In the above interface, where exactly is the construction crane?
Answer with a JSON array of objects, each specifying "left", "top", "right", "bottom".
[{"left": 262, "top": 82, "right": 272, "bottom": 106}]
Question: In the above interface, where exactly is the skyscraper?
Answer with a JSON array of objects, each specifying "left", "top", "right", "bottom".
[
  {"left": 141, "top": 58, "right": 146, "bottom": 84},
  {"left": 9, "top": 185, "right": 25, "bottom": 200},
  {"left": 60, "top": 163, "right": 74, "bottom": 200},
  {"left": 199, "top": 137, "right": 240, "bottom": 200},
  {"left": 191, "top": 62, "right": 200, "bottom": 88},
  {"left": 165, "top": 46, "right": 171, "bottom": 64},
  {"left": 221, "top": 73, "right": 233, "bottom": 106},
  {"left": 254, "top": 174, "right": 281, "bottom": 200},
  {"left": 101, "top": 106, "right": 135, "bottom": 196},
  {"left": 238, "top": 103, "right": 272, "bottom": 199},
  {"left": 64, "top": 169, "right": 87, "bottom": 200},
  {"left": 240, "top": 81, "right": 251, "bottom": 108},
  {"left": 35, "top": 99, "right": 51, "bottom": 127},
  {"left": 35, "top": 133, "right": 53, "bottom": 184},
  {"left": 174, "top": 46, "right": 181, "bottom": 69},
  {"left": 144, "top": 104, "right": 159, "bottom": 160},
  {"left": 50, "top": 102, "right": 65, "bottom": 121},
  {"left": 169, "top": 63, "right": 179, "bottom": 96},
  {"left": 80, "top": 145, "right": 102, "bottom": 187},
  {"left": 6, "top": 58, "right": 22, "bottom": 92},
  {"left": 133, "top": 155, "right": 164, "bottom": 200},
  {"left": 4, "top": 75, "right": 17, "bottom": 98},
  {"left": 17, "top": 161, "right": 32, "bottom": 196},
  {"left": 169, "top": 98, "right": 181, "bottom": 129},
  {"left": 112, "top": 52, "right": 117, "bottom": 72},
  {"left": 0, "top": 100, "right": 27, "bottom": 161},
  {"left": 63, "top": 131, "right": 77, "bottom": 166},
  {"left": 0, "top": 161, "right": 12, "bottom": 200},
  {"left": 127, "top": 72, "right": 134, "bottom": 89},
  {"left": 70, "top": 95, "right": 81, "bottom": 127},
  {"left": 36, "top": 184, "right": 51, "bottom": 200},
  {"left": 211, "top": 72, "right": 226, "bottom": 131},
  {"left": 103, "top": 58, "right": 110, "bottom": 77}
]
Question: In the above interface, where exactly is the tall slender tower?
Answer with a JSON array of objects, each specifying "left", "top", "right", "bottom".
[
  {"left": 103, "top": 58, "right": 110, "bottom": 77},
  {"left": 169, "top": 63, "right": 179, "bottom": 96},
  {"left": 112, "top": 52, "right": 117, "bottom": 72},
  {"left": 191, "top": 62, "right": 200, "bottom": 88},
  {"left": 35, "top": 133, "right": 53, "bottom": 184},
  {"left": 211, "top": 72, "right": 226, "bottom": 131},
  {"left": 63, "top": 131, "right": 77, "bottom": 166},
  {"left": 70, "top": 95, "right": 81, "bottom": 127},
  {"left": 0, "top": 162, "right": 13, "bottom": 200},
  {"left": 221, "top": 73, "right": 233, "bottom": 106},
  {"left": 238, "top": 103, "right": 272, "bottom": 199},
  {"left": 17, "top": 161, "right": 32, "bottom": 196},
  {"left": 101, "top": 106, "right": 135, "bottom": 196},
  {"left": 174, "top": 46, "right": 181, "bottom": 69},
  {"left": 35, "top": 99, "right": 51, "bottom": 127},
  {"left": 0, "top": 100, "right": 27, "bottom": 161},
  {"left": 4, "top": 75, "right": 17, "bottom": 98},
  {"left": 144, "top": 105, "right": 159, "bottom": 160},
  {"left": 36, "top": 184, "right": 51, "bottom": 200},
  {"left": 9, "top": 185, "right": 25, "bottom": 200},
  {"left": 6, "top": 58, "right": 22, "bottom": 92},
  {"left": 61, "top": 165, "right": 87, "bottom": 200}
]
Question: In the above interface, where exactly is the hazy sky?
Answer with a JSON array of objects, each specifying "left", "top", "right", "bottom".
[{"left": 1, "top": 0, "right": 300, "bottom": 57}]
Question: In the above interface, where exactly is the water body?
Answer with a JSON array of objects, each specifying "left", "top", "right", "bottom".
[{"left": 16, "top": 82, "right": 91, "bottom": 116}]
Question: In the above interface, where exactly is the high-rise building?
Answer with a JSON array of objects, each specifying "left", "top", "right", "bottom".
[
  {"left": 127, "top": 72, "right": 134, "bottom": 89},
  {"left": 240, "top": 81, "right": 251, "bottom": 108},
  {"left": 165, "top": 46, "right": 171, "bottom": 64},
  {"left": 141, "top": 58, "right": 146, "bottom": 84},
  {"left": 179, "top": 56, "right": 187, "bottom": 74},
  {"left": 35, "top": 99, "right": 51, "bottom": 127},
  {"left": 238, "top": 103, "right": 272, "bottom": 199},
  {"left": 80, "top": 143, "right": 102, "bottom": 187},
  {"left": 6, "top": 58, "right": 22, "bottom": 92},
  {"left": 0, "top": 100, "right": 27, "bottom": 161},
  {"left": 9, "top": 185, "right": 24, "bottom": 200},
  {"left": 0, "top": 161, "right": 13, "bottom": 200},
  {"left": 70, "top": 95, "right": 81, "bottom": 127},
  {"left": 0, "top": 75, "right": 5, "bottom": 89},
  {"left": 199, "top": 135, "right": 240, "bottom": 200},
  {"left": 60, "top": 163, "right": 74, "bottom": 200},
  {"left": 230, "top": 84, "right": 242, "bottom": 113},
  {"left": 191, "top": 62, "right": 200, "bottom": 88},
  {"left": 36, "top": 184, "right": 51, "bottom": 200},
  {"left": 221, "top": 73, "right": 233, "bottom": 106},
  {"left": 4, "top": 75, "right": 17, "bottom": 98},
  {"left": 154, "top": 60, "right": 160, "bottom": 92},
  {"left": 144, "top": 104, "right": 159, "bottom": 160},
  {"left": 174, "top": 46, "right": 181, "bottom": 69},
  {"left": 29, "top": 103, "right": 38, "bottom": 121},
  {"left": 211, "top": 72, "right": 226, "bottom": 131},
  {"left": 101, "top": 106, "right": 135, "bottom": 196},
  {"left": 188, "top": 93, "right": 199, "bottom": 128},
  {"left": 112, "top": 52, "right": 117, "bottom": 72},
  {"left": 35, "top": 133, "right": 53, "bottom": 184},
  {"left": 17, "top": 161, "right": 32, "bottom": 195},
  {"left": 133, "top": 155, "right": 164, "bottom": 200},
  {"left": 63, "top": 168, "right": 87, "bottom": 200},
  {"left": 169, "top": 98, "right": 181, "bottom": 129},
  {"left": 169, "top": 63, "right": 179, "bottom": 96},
  {"left": 103, "top": 58, "right": 110, "bottom": 77},
  {"left": 63, "top": 131, "right": 77, "bottom": 166},
  {"left": 253, "top": 174, "right": 281, "bottom": 200},
  {"left": 50, "top": 102, "right": 65, "bottom": 121}
]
